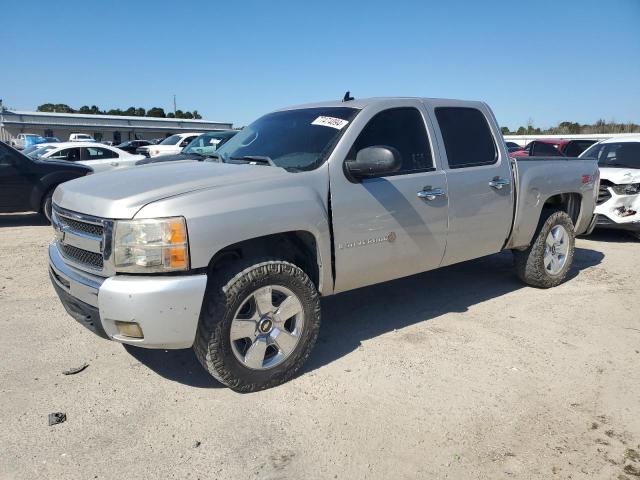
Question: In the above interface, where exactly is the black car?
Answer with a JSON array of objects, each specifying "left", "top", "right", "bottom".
[
  {"left": 0, "top": 141, "right": 92, "bottom": 222},
  {"left": 116, "top": 139, "right": 153, "bottom": 154},
  {"left": 136, "top": 130, "right": 238, "bottom": 165}
]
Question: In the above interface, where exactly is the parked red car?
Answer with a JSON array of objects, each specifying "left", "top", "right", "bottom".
[{"left": 510, "top": 139, "right": 597, "bottom": 158}]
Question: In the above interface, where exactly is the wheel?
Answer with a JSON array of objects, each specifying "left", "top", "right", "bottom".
[
  {"left": 194, "top": 260, "right": 321, "bottom": 392},
  {"left": 41, "top": 190, "right": 54, "bottom": 223},
  {"left": 513, "top": 210, "right": 575, "bottom": 288}
]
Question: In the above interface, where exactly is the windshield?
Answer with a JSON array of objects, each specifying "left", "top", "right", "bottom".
[
  {"left": 184, "top": 132, "right": 236, "bottom": 156},
  {"left": 581, "top": 142, "right": 640, "bottom": 169},
  {"left": 215, "top": 107, "right": 359, "bottom": 171},
  {"left": 23, "top": 144, "right": 46, "bottom": 155},
  {"left": 27, "top": 145, "right": 58, "bottom": 158},
  {"left": 160, "top": 134, "right": 182, "bottom": 145}
]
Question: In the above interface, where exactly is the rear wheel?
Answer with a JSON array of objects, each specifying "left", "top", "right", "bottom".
[
  {"left": 194, "top": 260, "right": 321, "bottom": 392},
  {"left": 514, "top": 210, "right": 575, "bottom": 288}
]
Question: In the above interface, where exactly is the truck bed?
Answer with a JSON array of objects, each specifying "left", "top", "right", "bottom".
[{"left": 507, "top": 157, "right": 598, "bottom": 249}]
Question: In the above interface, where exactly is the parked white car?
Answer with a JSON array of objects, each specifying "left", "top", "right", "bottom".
[
  {"left": 69, "top": 133, "right": 96, "bottom": 142},
  {"left": 28, "top": 142, "right": 144, "bottom": 173},
  {"left": 136, "top": 132, "right": 202, "bottom": 158},
  {"left": 580, "top": 136, "right": 640, "bottom": 238}
]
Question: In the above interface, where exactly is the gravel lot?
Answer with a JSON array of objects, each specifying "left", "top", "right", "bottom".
[{"left": 1, "top": 213, "right": 639, "bottom": 480}]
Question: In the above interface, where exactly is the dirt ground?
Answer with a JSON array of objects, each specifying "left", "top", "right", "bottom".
[{"left": 1, "top": 213, "right": 639, "bottom": 480}]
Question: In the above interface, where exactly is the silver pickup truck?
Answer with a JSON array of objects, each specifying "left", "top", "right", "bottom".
[{"left": 49, "top": 97, "right": 599, "bottom": 392}]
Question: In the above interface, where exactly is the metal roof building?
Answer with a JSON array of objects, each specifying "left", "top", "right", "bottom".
[{"left": 0, "top": 109, "right": 234, "bottom": 144}]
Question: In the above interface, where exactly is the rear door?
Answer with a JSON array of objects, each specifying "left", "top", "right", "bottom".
[
  {"left": 80, "top": 146, "right": 120, "bottom": 172},
  {"left": 425, "top": 101, "right": 514, "bottom": 266},
  {"left": 329, "top": 100, "right": 449, "bottom": 293}
]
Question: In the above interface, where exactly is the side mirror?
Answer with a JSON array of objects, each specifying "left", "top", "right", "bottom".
[{"left": 345, "top": 146, "right": 402, "bottom": 180}]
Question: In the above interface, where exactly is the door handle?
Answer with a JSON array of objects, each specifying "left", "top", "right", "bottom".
[
  {"left": 489, "top": 177, "right": 510, "bottom": 190},
  {"left": 417, "top": 187, "right": 446, "bottom": 201}
]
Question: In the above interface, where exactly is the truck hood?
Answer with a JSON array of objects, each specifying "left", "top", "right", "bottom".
[
  {"left": 599, "top": 167, "right": 640, "bottom": 185},
  {"left": 53, "top": 161, "right": 289, "bottom": 219}
]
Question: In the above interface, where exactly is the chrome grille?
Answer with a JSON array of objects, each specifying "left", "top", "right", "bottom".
[
  {"left": 59, "top": 244, "right": 104, "bottom": 269},
  {"left": 57, "top": 215, "right": 104, "bottom": 237},
  {"left": 52, "top": 205, "right": 113, "bottom": 275}
]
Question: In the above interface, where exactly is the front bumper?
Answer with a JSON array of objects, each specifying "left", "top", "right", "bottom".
[
  {"left": 49, "top": 243, "right": 208, "bottom": 349},
  {"left": 595, "top": 214, "right": 640, "bottom": 232}
]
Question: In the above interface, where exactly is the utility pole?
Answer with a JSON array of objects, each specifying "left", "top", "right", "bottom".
[{"left": 173, "top": 95, "right": 177, "bottom": 116}]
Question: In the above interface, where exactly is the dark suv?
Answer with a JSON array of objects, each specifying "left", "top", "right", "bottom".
[{"left": 0, "top": 142, "right": 92, "bottom": 222}]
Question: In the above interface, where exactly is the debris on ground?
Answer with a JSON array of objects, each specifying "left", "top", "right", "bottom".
[
  {"left": 193, "top": 441, "right": 201, "bottom": 448},
  {"left": 48, "top": 412, "right": 67, "bottom": 426},
  {"left": 62, "top": 363, "right": 89, "bottom": 375}
]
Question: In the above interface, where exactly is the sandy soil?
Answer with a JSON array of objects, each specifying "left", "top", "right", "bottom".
[{"left": 1, "top": 213, "right": 639, "bottom": 480}]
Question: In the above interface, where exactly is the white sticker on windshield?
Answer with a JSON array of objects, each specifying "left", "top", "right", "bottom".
[{"left": 311, "top": 116, "right": 349, "bottom": 130}]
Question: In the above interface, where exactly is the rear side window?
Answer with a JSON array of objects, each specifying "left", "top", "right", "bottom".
[
  {"left": 532, "top": 142, "right": 563, "bottom": 157},
  {"left": 435, "top": 107, "right": 497, "bottom": 168},
  {"left": 82, "top": 147, "right": 118, "bottom": 159},
  {"left": 347, "top": 107, "right": 433, "bottom": 175}
]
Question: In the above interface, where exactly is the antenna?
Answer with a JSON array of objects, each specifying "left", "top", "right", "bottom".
[{"left": 342, "top": 91, "right": 354, "bottom": 102}]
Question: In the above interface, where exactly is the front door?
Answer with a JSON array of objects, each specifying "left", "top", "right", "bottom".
[{"left": 329, "top": 102, "right": 449, "bottom": 293}]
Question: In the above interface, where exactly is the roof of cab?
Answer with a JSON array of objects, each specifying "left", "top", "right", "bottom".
[{"left": 275, "top": 96, "right": 487, "bottom": 111}]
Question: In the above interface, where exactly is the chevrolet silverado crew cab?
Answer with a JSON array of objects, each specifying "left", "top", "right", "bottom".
[{"left": 48, "top": 97, "right": 599, "bottom": 392}]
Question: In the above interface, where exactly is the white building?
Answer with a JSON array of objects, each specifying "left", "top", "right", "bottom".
[{"left": 0, "top": 109, "right": 233, "bottom": 144}]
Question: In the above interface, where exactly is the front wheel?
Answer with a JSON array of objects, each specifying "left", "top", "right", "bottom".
[
  {"left": 194, "top": 260, "right": 321, "bottom": 392},
  {"left": 513, "top": 210, "right": 575, "bottom": 288},
  {"left": 41, "top": 190, "right": 54, "bottom": 223}
]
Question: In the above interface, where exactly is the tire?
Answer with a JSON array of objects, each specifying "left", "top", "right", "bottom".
[
  {"left": 193, "top": 260, "right": 321, "bottom": 392},
  {"left": 41, "top": 190, "right": 54, "bottom": 224},
  {"left": 513, "top": 209, "right": 575, "bottom": 288}
]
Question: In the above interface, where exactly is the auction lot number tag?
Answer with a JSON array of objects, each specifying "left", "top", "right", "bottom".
[{"left": 311, "top": 116, "right": 349, "bottom": 130}]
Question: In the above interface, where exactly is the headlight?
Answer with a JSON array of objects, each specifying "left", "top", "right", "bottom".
[
  {"left": 113, "top": 217, "right": 189, "bottom": 273},
  {"left": 611, "top": 183, "right": 640, "bottom": 195},
  {"left": 150, "top": 149, "right": 160, "bottom": 156}
]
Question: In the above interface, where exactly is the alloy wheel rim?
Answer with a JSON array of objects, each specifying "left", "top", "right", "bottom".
[
  {"left": 544, "top": 225, "right": 569, "bottom": 275},
  {"left": 230, "top": 285, "right": 305, "bottom": 370}
]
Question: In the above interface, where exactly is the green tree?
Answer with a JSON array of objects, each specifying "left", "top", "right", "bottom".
[
  {"left": 500, "top": 126, "right": 510, "bottom": 135},
  {"left": 192, "top": 110, "right": 202, "bottom": 119},
  {"left": 147, "top": 107, "right": 166, "bottom": 118}
]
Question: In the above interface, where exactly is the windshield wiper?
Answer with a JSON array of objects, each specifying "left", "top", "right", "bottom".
[{"left": 229, "top": 155, "right": 277, "bottom": 167}]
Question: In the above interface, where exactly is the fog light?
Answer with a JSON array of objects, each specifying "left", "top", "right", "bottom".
[{"left": 115, "top": 321, "right": 144, "bottom": 338}]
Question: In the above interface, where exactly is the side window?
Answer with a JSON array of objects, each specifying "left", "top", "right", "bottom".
[
  {"left": 180, "top": 136, "right": 195, "bottom": 147},
  {"left": 532, "top": 142, "right": 563, "bottom": 157},
  {"left": 347, "top": 108, "right": 433, "bottom": 174},
  {"left": 82, "top": 147, "right": 117, "bottom": 160},
  {"left": 0, "top": 143, "right": 20, "bottom": 166},
  {"left": 435, "top": 107, "right": 497, "bottom": 168},
  {"left": 50, "top": 148, "right": 81, "bottom": 161}
]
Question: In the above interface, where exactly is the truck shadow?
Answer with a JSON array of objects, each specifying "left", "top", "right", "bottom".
[
  {"left": 0, "top": 213, "right": 48, "bottom": 227},
  {"left": 303, "top": 247, "right": 604, "bottom": 375},
  {"left": 122, "top": 247, "right": 603, "bottom": 389},
  {"left": 123, "top": 345, "right": 224, "bottom": 388}
]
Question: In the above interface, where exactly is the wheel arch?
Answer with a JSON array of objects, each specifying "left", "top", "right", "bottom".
[{"left": 205, "top": 231, "right": 324, "bottom": 293}]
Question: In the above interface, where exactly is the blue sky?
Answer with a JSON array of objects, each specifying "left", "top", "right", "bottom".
[{"left": 1, "top": 0, "right": 639, "bottom": 129}]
